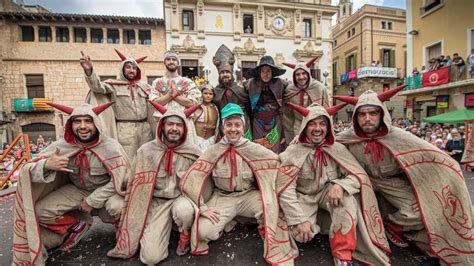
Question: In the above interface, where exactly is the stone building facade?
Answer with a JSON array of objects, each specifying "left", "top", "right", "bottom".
[
  {"left": 0, "top": 0, "right": 166, "bottom": 143},
  {"left": 331, "top": 2, "right": 407, "bottom": 121},
  {"left": 164, "top": 0, "right": 337, "bottom": 90}
]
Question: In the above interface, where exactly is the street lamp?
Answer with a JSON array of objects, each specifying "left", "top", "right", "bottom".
[
  {"left": 203, "top": 66, "right": 211, "bottom": 84},
  {"left": 322, "top": 70, "right": 329, "bottom": 87}
]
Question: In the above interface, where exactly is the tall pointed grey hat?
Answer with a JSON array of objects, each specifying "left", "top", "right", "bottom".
[{"left": 213, "top": 44, "right": 235, "bottom": 74}]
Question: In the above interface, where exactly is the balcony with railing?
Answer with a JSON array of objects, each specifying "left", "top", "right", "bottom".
[{"left": 400, "top": 66, "right": 474, "bottom": 96}]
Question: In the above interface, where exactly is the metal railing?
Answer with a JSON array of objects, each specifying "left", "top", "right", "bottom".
[{"left": 0, "top": 134, "right": 31, "bottom": 191}]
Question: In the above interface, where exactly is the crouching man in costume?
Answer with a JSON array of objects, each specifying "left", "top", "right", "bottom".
[
  {"left": 335, "top": 86, "right": 474, "bottom": 264},
  {"left": 81, "top": 49, "right": 153, "bottom": 161},
  {"left": 277, "top": 103, "right": 390, "bottom": 265},
  {"left": 282, "top": 57, "right": 330, "bottom": 143},
  {"left": 107, "top": 101, "right": 201, "bottom": 264},
  {"left": 13, "top": 102, "right": 129, "bottom": 264},
  {"left": 181, "top": 103, "right": 298, "bottom": 264}
]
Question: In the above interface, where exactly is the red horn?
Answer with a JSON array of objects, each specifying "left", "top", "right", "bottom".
[
  {"left": 46, "top": 102, "right": 74, "bottom": 115},
  {"left": 333, "top": 95, "right": 359, "bottom": 106},
  {"left": 148, "top": 100, "right": 167, "bottom": 114},
  {"left": 282, "top": 62, "right": 296, "bottom": 69},
  {"left": 287, "top": 102, "right": 309, "bottom": 117},
  {"left": 135, "top": 56, "right": 147, "bottom": 64},
  {"left": 184, "top": 104, "right": 201, "bottom": 118},
  {"left": 305, "top": 56, "right": 320, "bottom": 68},
  {"left": 114, "top": 48, "right": 127, "bottom": 61},
  {"left": 92, "top": 102, "right": 115, "bottom": 115},
  {"left": 377, "top": 84, "right": 407, "bottom": 102},
  {"left": 326, "top": 103, "right": 348, "bottom": 116}
]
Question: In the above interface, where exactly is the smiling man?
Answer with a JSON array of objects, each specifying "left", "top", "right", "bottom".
[
  {"left": 276, "top": 103, "right": 390, "bottom": 266},
  {"left": 181, "top": 103, "right": 298, "bottom": 264},
  {"left": 282, "top": 57, "right": 330, "bottom": 143},
  {"left": 245, "top": 55, "right": 288, "bottom": 153},
  {"left": 13, "top": 102, "right": 130, "bottom": 264},
  {"left": 81, "top": 49, "right": 153, "bottom": 161},
  {"left": 108, "top": 102, "right": 201, "bottom": 264},
  {"left": 150, "top": 50, "right": 202, "bottom": 145}
]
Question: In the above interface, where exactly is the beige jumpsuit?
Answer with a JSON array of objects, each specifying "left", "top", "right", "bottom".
[
  {"left": 197, "top": 152, "right": 263, "bottom": 250},
  {"left": 139, "top": 153, "right": 196, "bottom": 265},
  {"left": 32, "top": 151, "right": 123, "bottom": 234},
  {"left": 279, "top": 153, "right": 360, "bottom": 260},
  {"left": 86, "top": 71, "right": 152, "bottom": 160}
]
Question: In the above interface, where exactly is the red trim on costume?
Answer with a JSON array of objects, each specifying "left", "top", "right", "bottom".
[
  {"left": 329, "top": 211, "right": 356, "bottom": 261},
  {"left": 45, "top": 214, "right": 79, "bottom": 235}
]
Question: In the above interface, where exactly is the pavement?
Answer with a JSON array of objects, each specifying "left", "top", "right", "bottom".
[{"left": 1, "top": 171, "right": 473, "bottom": 265}]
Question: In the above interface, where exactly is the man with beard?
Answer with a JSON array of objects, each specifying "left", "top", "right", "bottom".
[
  {"left": 181, "top": 103, "right": 298, "bottom": 264},
  {"left": 108, "top": 102, "right": 201, "bottom": 264},
  {"left": 282, "top": 57, "right": 330, "bottom": 142},
  {"left": 81, "top": 49, "right": 152, "bottom": 161},
  {"left": 212, "top": 45, "right": 252, "bottom": 139},
  {"left": 335, "top": 86, "right": 474, "bottom": 264},
  {"left": 245, "top": 56, "right": 288, "bottom": 153},
  {"left": 150, "top": 51, "right": 201, "bottom": 145},
  {"left": 276, "top": 103, "right": 390, "bottom": 265},
  {"left": 13, "top": 102, "right": 130, "bottom": 264}
]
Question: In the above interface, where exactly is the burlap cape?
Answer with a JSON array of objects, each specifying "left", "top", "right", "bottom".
[
  {"left": 337, "top": 90, "right": 474, "bottom": 264},
  {"left": 276, "top": 104, "right": 390, "bottom": 265},
  {"left": 85, "top": 56, "right": 153, "bottom": 140},
  {"left": 282, "top": 78, "right": 329, "bottom": 143},
  {"left": 13, "top": 103, "right": 130, "bottom": 265},
  {"left": 107, "top": 108, "right": 201, "bottom": 258},
  {"left": 180, "top": 139, "right": 298, "bottom": 264}
]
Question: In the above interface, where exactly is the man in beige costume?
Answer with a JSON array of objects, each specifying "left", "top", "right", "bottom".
[
  {"left": 80, "top": 49, "right": 153, "bottom": 161},
  {"left": 13, "top": 102, "right": 130, "bottom": 264},
  {"left": 277, "top": 102, "right": 390, "bottom": 265},
  {"left": 150, "top": 51, "right": 202, "bottom": 145},
  {"left": 181, "top": 103, "right": 298, "bottom": 264},
  {"left": 335, "top": 86, "right": 474, "bottom": 264},
  {"left": 282, "top": 57, "right": 330, "bottom": 142},
  {"left": 108, "top": 101, "right": 201, "bottom": 264}
]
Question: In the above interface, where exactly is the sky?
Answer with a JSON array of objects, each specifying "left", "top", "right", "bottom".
[{"left": 21, "top": 0, "right": 405, "bottom": 19}]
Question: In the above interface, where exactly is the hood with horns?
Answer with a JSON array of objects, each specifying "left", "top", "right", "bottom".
[
  {"left": 114, "top": 48, "right": 147, "bottom": 82},
  {"left": 47, "top": 101, "right": 114, "bottom": 144},
  {"left": 333, "top": 85, "right": 407, "bottom": 138},
  {"left": 287, "top": 102, "right": 347, "bottom": 145},
  {"left": 148, "top": 100, "right": 201, "bottom": 146},
  {"left": 283, "top": 56, "right": 320, "bottom": 87}
]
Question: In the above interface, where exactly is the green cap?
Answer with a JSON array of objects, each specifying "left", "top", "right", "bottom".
[{"left": 221, "top": 103, "right": 244, "bottom": 120}]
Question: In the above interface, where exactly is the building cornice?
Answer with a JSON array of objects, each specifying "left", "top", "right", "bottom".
[{"left": 0, "top": 11, "right": 164, "bottom": 26}]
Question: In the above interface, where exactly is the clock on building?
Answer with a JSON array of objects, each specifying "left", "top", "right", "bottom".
[{"left": 272, "top": 17, "right": 285, "bottom": 31}]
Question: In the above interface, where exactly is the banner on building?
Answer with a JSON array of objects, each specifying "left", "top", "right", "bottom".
[
  {"left": 405, "top": 74, "right": 422, "bottom": 90},
  {"left": 357, "top": 67, "right": 397, "bottom": 78},
  {"left": 422, "top": 67, "right": 449, "bottom": 87},
  {"left": 436, "top": 95, "right": 449, "bottom": 109},
  {"left": 465, "top": 94, "right": 474, "bottom": 107}
]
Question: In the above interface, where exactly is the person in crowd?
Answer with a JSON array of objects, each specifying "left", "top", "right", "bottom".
[
  {"left": 245, "top": 55, "right": 288, "bottom": 153},
  {"left": 13, "top": 102, "right": 130, "bottom": 264},
  {"left": 212, "top": 45, "right": 252, "bottom": 139},
  {"left": 467, "top": 49, "right": 474, "bottom": 78},
  {"left": 334, "top": 86, "right": 474, "bottom": 264},
  {"left": 453, "top": 53, "right": 466, "bottom": 80},
  {"left": 81, "top": 49, "right": 153, "bottom": 161},
  {"left": 445, "top": 128, "right": 465, "bottom": 163},
  {"left": 193, "top": 84, "right": 220, "bottom": 150},
  {"left": 108, "top": 102, "right": 201, "bottom": 264},
  {"left": 181, "top": 103, "right": 297, "bottom": 264},
  {"left": 277, "top": 102, "right": 390, "bottom": 265}
]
